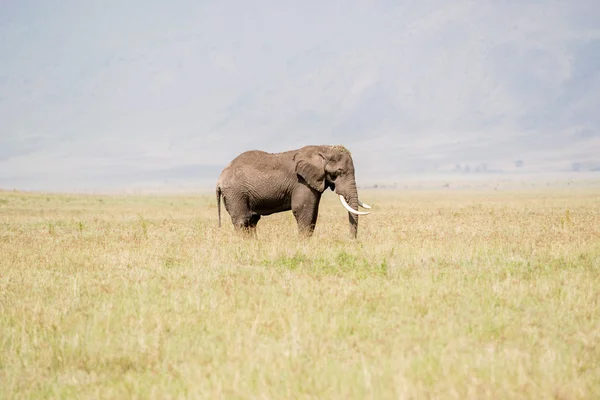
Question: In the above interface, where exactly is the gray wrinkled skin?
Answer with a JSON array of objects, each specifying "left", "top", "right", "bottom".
[{"left": 216, "top": 145, "right": 362, "bottom": 238}]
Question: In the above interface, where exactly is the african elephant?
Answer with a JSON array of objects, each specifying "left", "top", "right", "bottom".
[{"left": 216, "top": 145, "right": 371, "bottom": 238}]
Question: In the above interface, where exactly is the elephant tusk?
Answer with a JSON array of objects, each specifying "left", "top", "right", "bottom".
[
  {"left": 339, "top": 195, "right": 370, "bottom": 215},
  {"left": 358, "top": 200, "right": 371, "bottom": 209}
]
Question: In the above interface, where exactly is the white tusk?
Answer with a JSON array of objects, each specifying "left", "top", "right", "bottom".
[
  {"left": 339, "top": 195, "right": 370, "bottom": 215},
  {"left": 358, "top": 200, "right": 371, "bottom": 209}
]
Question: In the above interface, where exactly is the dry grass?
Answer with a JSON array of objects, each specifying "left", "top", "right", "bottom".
[{"left": 1, "top": 188, "right": 599, "bottom": 399}]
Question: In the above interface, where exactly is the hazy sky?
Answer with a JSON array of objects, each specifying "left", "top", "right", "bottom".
[{"left": 1, "top": 0, "right": 599, "bottom": 190}]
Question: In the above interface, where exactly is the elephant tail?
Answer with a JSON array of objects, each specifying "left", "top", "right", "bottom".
[{"left": 216, "top": 185, "right": 222, "bottom": 228}]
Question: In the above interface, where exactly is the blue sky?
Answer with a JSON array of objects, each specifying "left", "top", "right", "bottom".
[{"left": 1, "top": 0, "right": 599, "bottom": 190}]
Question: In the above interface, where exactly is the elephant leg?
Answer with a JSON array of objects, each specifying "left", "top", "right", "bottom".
[
  {"left": 224, "top": 193, "right": 257, "bottom": 235},
  {"left": 231, "top": 215, "right": 259, "bottom": 238},
  {"left": 291, "top": 187, "right": 321, "bottom": 237},
  {"left": 246, "top": 213, "right": 261, "bottom": 237}
]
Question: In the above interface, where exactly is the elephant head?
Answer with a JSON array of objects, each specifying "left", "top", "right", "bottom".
[{"left": 294, "top": 145, "right": 370, "bottom": 237}]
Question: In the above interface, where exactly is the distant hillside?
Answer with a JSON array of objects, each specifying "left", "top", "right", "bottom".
[
  {"left": 200, "top": 1, "right": 600, "bottom": 177},
  {"left": 0, "top": 0, "right": 598, "bottom": 191}
]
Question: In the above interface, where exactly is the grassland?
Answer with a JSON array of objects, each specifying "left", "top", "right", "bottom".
[{"left": 1, "top": 187, "right": 599, "bottom": 399}]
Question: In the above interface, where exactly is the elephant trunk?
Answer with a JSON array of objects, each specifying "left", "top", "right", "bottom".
[
  {"left": 347, "top": 181, "right": 360, "bottom": 238},
  {"left": 336, "top": 177, "right": 369, "bottom": 238}
]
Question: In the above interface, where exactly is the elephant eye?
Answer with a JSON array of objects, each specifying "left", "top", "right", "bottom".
[{"left": 336, "top": 169, "right": 344, "bottom": 176}]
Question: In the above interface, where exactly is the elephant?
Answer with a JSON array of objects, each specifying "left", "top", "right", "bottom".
[{"left": 215, "top": 145, "right": 371, "bottom": 238}]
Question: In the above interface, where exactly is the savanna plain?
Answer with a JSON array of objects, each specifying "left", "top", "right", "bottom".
[{"left": 1, "top": 185, "right": 599, "bottom": 399}]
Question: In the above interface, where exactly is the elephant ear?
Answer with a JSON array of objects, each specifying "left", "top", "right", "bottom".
[{"left": 294, "top": 152, "right": 326, "bottom": 192}]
